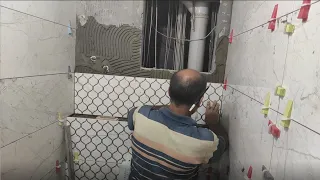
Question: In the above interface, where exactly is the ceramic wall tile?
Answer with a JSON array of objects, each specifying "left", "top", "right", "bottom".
[
  {"left": 0, "top": 5, "right": 75, "bottom": 79},
  {"left": 75, "top": 73, "right": 223, "bottom": 124},
  {"left": 0, "top": 1, "right": 76, "bottom": 26},
  {"left": 67, "top": 117, "right": 132, "bottom": 178},
  {"left": 40, "top": 169, "right": 61, "bottom": 180},
  {"left": 222, "top": 85, "right": 280, "bottom": 180},
  {"left": 230, "top": 1, "right": 294, "bottom": 34},
  {"left": 74, "top": 159, "right": 120, "bottom": 180},
  {"left": 270, "top": 121, "right": 320, "bottom": 180},
  {"left": 278, "top": 3, "right": 320, "bottom": 133},
  {"left": 227, "top": 17, "right": 290, "bottom": 89},
  {"left": 223, "top": 1, "right": 320, "bottom": 180},
  {"left": 1, "top": 124, "right": 64, "bottom": 180},
  {"left": 271, "top": 5, "right": 320, "bottom": 172},
  {"left": 291, "top": 0, "right": 319, "bottom": 13},
  {"left": 0, "top": 74, "right": 74, "bottom": 147},
  {"left": 227, "top": 4, "right": 293, "bottom": 89}
]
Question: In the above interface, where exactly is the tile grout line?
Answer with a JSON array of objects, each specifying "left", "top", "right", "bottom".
[
  {"left": 31, "top": 141, "right": 64, "bottom": 179},
  {"left": 268, "top": 96, "right": 281, "bottom": 169},
  {"left": 268, "top": 21, "right": 292, "bottom": 170},
  {"left": 280, "top": 28, "right": 292, "bottom": 86},
  {"left": 1, "top": 121, "right": 57, "bottom": 149},
  {"left": 39, "top": 167, "right": 56, "bottom": 180},
  {"left": 0, "top": 72, "right": 72, "bottom": 81},
  {"left": 0, "top": 5, "right": 76, "bottom": 29},
  {"left": 73, "top": 73, "right": 76, "bottom": 115},
  {"left": 227, "top": 85, "right": 320, "bottom": 137}
]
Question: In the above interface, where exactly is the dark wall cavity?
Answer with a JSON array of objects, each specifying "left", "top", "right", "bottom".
[{"left": 75, "top": 16, "right": 226, "bottom": 82}]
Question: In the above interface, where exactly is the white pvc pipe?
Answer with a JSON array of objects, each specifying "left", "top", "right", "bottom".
[
  {"left": 182, "top": 1, "right": 210, "bottom": 71},
  {"left": 181, "top": 1, "right": 193, "bottom": 12}
]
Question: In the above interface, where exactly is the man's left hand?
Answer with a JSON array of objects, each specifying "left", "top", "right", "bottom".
[{"left": 204, "top": 101, "right": 220, "bottom": 125}]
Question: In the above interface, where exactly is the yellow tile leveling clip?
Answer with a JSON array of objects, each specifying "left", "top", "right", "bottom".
[
  {"left": 58, "top": 112, "right": 63, "bottom": 126},
  {"left": 280, "top": 100, "right": 293, "bottom": 128},
  {"left": 74, "top": 152, "right": 79, "bottom": 163},
  {"left": 261, "top": 92, "right": 271, "bottom": 115}
]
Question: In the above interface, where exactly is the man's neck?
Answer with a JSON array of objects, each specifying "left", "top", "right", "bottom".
[{"left": 168, "top": 104, "right": 191, "bottom": 117}]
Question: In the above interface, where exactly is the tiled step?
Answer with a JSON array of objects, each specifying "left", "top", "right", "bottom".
[{"left": 66, "top": 116, "right": 131, "bottom": 180}]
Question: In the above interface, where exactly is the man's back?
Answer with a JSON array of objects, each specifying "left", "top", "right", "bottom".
[{"left": 127, "top": 106, "right": 220, "bottom": 180}]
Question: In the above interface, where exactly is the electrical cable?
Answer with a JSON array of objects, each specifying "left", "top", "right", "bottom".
[
  {"left": 155, "top": 0, "right": 320, "bottom": 42},
  {"left": 146, "top": 0, "right": 154, "bottom": 67},
  {"left": 154, "top": 22, "right": 225, "bottom": 42}
]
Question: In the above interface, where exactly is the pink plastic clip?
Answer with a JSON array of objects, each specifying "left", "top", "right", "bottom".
[
  {"left": 223, "top": 79, "right": 228, "bottom": 90},
  {"left": 268, "top": 120, "right": 281, "bottom": 138},
  {"left": 298, "top": 0, "right": 311, "bottom": 21},
  {"left": 247, "top": 166, "right": 253, "bottom": 179},
  {"left": 268, "top": 4, "right": 278, "bottom": 31},
  {"left": 229, "top": 29, "right": 233, "bottom": 43},
  {"left": 56, "top": 160, "right": 61, "bottom": 173}
]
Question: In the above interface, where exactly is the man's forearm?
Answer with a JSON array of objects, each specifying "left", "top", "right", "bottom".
[{"left": 207, "top": 123, "right": 229, "bottom": 150}]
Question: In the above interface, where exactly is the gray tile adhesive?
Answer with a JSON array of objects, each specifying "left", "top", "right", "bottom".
[
  {"left": 75, "top": 16, "right": 222, "bottom": 82},
  {"left": 75, "top": 16, "right": 151, "bottom": 77}
]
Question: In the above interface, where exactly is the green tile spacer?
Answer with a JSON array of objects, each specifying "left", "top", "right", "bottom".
[
  {"left": 275, "top": 86, "right": 286, "bottom": 97},
  {"left": 285, "top": 23, "right": 295, "bottom": 33},
  {"left": 261, "top": 92, "right": 271, "bottom": 115}
]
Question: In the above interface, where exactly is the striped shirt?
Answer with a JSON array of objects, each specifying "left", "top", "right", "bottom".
[{"left": 127, "top": 106, "right": 226, "bottom": 180}]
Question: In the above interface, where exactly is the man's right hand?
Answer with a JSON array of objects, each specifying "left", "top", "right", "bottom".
[
  {"left": 204, "top": 101, "right": 220, "bottom": 126},
  {"left": 204, "top": 100, "right": 229, "bottom": 151}
]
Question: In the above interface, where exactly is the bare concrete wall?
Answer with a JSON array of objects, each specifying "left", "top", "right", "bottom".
[
  {"left": 76, "top": 1, "right": 143, "bottom": 28},
  {"left": 211, "top": 0, "right": 233, "bottom": 83}
]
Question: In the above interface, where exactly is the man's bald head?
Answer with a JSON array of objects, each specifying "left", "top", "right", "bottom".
[{"left": 169, "top": 69, "right": 207, "bottom": 106}]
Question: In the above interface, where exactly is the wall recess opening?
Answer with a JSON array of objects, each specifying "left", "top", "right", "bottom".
[{"left": 142, "top": 0, "right": 220, "bottom": 72}]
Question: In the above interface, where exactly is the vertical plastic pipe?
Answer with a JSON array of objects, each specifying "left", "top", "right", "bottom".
[{"left": 182, "top": 1, "right": 210, "bottom": 71}]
